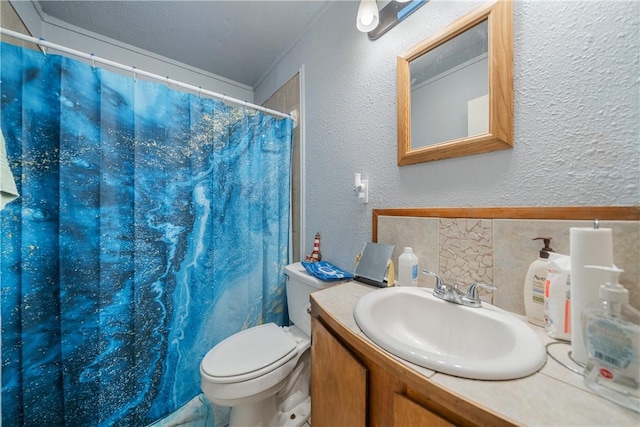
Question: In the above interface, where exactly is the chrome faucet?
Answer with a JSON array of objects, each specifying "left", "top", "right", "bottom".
[{"left": 422, "top": 270, "right": 496, "bottom": 308}]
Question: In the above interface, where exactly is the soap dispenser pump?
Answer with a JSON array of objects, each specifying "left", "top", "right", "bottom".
[
  {"left": 524, "top": 237, "right": 554, "bottom": 326},
  {"left": 581, "top": 266, "right": 639, "bottom": 412}
]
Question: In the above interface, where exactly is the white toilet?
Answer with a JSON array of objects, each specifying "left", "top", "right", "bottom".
[{"left": 200, "top": 262, "right": 338, "bottom": 427}]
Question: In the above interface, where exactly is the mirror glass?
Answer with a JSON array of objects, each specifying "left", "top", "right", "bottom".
[
  {"left": 410, "top": 20, "right": 488, "bottom": 148},
  {"left": 397, "top": 0, "right": 513, "bottom": 165}
]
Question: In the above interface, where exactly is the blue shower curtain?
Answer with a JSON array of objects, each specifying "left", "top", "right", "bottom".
[{"left": 0, "top": 42, "right": 293, "bottom": 426}]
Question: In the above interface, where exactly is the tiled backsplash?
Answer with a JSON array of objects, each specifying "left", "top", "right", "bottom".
[
  {"left": 439, "top": 218, "right": 494, "bottom": 289},
  {"left": 376, "top": 212, "right": 639, "bottom": 315}
]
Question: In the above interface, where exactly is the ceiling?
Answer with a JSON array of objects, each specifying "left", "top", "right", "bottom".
[{"left": 36, "top": 0, "right": 333, "bottom": 88}]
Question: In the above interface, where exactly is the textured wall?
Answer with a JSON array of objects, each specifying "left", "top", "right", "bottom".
[{"left": 255, "top": 0, "right": 639, "bottom": 269}]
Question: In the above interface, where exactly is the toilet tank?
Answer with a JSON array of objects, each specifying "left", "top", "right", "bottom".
[{"left": 284, "top": 262, "right": 340, "bottom": 336}]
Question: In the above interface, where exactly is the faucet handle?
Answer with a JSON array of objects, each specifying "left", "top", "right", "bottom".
[
  {"left": 422, "top": 269, "right": 445, "bottom": 289},
  {"left": 465, "top": 282, "right": 497, "bottom": 301}
]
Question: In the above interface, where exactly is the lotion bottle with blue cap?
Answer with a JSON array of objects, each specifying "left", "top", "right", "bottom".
[{"left": 582, "top": 265, "right": 639, "bottom": 412}]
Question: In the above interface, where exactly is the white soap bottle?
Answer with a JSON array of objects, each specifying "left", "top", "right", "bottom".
[
  {"left": 524, "top": 237, "right": 553, "bottom": 326},
  {"left": 398, "top": 247, "right": 418, "bottom": 287},
  {"left": 582, "top": 265, "right": 639, "bottom": 412}
]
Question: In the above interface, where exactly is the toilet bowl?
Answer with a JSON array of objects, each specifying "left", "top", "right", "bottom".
[{"left": 200, "top": 262, "right": 339, "bottom": 427}]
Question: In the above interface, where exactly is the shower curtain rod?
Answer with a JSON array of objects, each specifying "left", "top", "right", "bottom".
[{"left": 0, "top": 28, "right": 295, "bottom": 123}]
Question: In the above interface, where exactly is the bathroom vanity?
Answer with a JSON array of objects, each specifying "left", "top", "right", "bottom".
[{"left": 310, "top": 281, "right": 639, "bottom": 427}]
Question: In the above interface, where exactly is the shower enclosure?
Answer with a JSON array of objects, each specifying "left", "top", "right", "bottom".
[{"left": 0, "top": 41, "right": 293, "bottom": 426}]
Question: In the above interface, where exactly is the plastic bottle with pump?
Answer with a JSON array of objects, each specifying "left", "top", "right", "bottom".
[
  {"left": 524, "top": 237, "right": 553, "bottom": 326},
  {"left": 581, "top": 265, "right": 639, "bottom": 412},
  {"left": 398, "top": 247, "right": 418, "bottom": 287}
]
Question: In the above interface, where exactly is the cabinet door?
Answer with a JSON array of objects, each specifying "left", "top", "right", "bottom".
[
  {"left": 311, "top": 317, "right": 367, "bottom": 427},
  {"left": 394, "top": 393, "right": 455, "bottom": 427}
]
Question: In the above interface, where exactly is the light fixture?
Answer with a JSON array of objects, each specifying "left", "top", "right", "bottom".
[
  {"left": 356, "top": 0, "right": 379, "bottom": 32},
  {"left": 366, "top": 0, "right": 428, "bottom": 40}
]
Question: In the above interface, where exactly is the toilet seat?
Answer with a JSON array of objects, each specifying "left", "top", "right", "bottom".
[{"left": 201, "top": 323, "right": 298, "bottom": 384}]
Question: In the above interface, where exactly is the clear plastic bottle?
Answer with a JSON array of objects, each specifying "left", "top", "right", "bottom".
[
  {"left": 582, "top": 266, "right": 639, "bottom": 412},
  {"left": 398, "top": 247, "right": 418, "bottom": 287}
]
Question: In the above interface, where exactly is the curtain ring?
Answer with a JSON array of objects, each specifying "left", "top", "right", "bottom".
[
  {"left": 39, "top": 38, "right": 47, "bottom": 56},
  {"left": 132, "top": 66, "right": 137, "bottom": 82},
  {"left": 198, "top": 86, "right": 202, "bottom": 98},
  {"left": 90, "top": 53, "right": 96, "bottom": 69}
]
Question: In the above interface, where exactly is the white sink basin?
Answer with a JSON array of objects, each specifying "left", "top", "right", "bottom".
[{"left": 354, "top": 286, "right": 546, "bottom": 380}]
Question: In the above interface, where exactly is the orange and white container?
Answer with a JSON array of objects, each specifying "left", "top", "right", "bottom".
[{"left": 544, "top": 252, "right": 571, "bottom": 341}]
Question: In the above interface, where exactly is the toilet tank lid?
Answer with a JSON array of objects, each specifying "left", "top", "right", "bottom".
[
  {"left": 285, "top": 262, "right": 338, "bottom": 290},
  {"left": 201, "top": 323, "right": 297, "bottom": 379}
]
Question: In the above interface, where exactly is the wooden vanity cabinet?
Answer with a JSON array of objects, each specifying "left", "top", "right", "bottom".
[
  {"left": 310, "top": 317, "right": 367, "bottom": 426},
  {"left": 394, "top": 393, "right": 454, "bottom": 427},
  {"left": 310, "top": 298, "right": 515, "bottom": 427}
]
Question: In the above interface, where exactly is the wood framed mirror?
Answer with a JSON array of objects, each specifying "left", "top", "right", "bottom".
[{"left": 397, "top": 0, "right": 513, "bottom": 166}]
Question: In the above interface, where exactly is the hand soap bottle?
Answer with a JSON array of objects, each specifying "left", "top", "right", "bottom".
[
  {"left": 524, "top": 237, "right": 554, "bottom": 326},
  {"left": 582, "top": 265, "right": 639, "bottom": 412},
  {"left": 398, "top": 247, "right": 418, "bottom": 286}
]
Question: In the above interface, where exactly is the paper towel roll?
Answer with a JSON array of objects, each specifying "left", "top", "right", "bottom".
[{"left": 570, "top": 226, "right": 613, "bottom": 365}]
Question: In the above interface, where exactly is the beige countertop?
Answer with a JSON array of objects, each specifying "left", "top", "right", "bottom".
[{"left": 311, "top": 281, "right": 640, "bottom": 427}]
